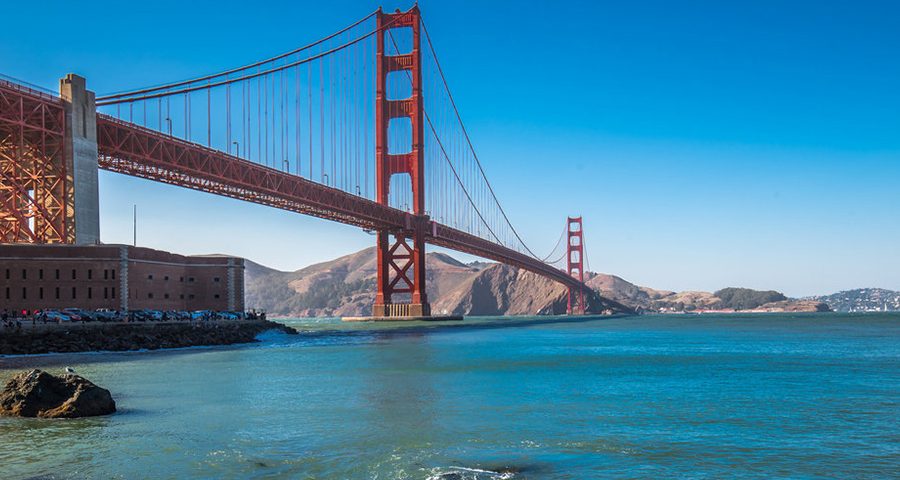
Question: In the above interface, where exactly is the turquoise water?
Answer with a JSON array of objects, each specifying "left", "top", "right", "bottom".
[{"left": 1, "top": 313, "right": 898, "bottom": 479}]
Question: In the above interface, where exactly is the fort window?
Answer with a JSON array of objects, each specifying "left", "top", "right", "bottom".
[
  {"left": 148, "top": 274, "right": 154, "bottom": 280},
  {"left": 112, "top": 270, "right": 116, "bottom": 280},
  {"left": 4, "top": 269, "right": 9, "bottom": 280},
  {"left": 180, "top": 277, "right": 184, "bottom": 282},
  {"left": 88, "top": 287, "right": 92, "bottom": 299},
  {"left": 88, "top": 269, "right": 93, "bottom": 280},
  {"left": 180, "top": 294, "right": 184, "bottom": 300},
  {"left": 111, "top": 288, "right": 116, "bottom": 299},
  {"left": 214, "top": 294, "right": 221, "bottom": 299},
  {"left": 188, "top": 277, "right": 195, "bottom": 283},
  {"left": 72, "top": 287, "right": 76, "bottom": 299},
  {"left": 55, "top": 269, "right": 60, "bottom": 280},
  {"left": 104, "top": 270, "right": 108, "bottom": 280},
  {"left": 148, "top": 293, "right": 154, "bottom": 299},
  {"left": 188, "top": 294, "right": 195, "bottom": 300},
  {"left": 104, "top": 287, "right": 108, "bottom": 299},
  {"left": 22, "top": 287, "right": 26, "bottom": 300},
  {"left": 55, "top": 287, "right": 60, "bottom": 300},
  {"left": 39, "top": 287, "right": 43, "bottom": 300},
  {"left": 164, "top": 293, "right": 170, "bottom": 299},
  {"left": 39, "top": 269, "right": 43, "bottom": 280},
  {"left": 22, "top": 269, "right": 26, "bottom": 280},
  {"left": 214, "top": 277, "right": 220, "bottom": 283},
  {"left": 5, "top": 287, "right": 9, "bottom": 300},
  {"left": 72, "top": 269, "right": 76, "bottom": 280}
]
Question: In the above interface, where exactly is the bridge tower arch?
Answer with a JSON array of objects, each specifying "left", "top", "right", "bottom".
[{"left": 373, "top": 6, "right": 430, "bottom": 317}]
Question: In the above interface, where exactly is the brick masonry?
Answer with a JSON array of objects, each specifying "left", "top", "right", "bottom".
[{"left": 0, "top": 244, "right": 244, "bottom": 313}]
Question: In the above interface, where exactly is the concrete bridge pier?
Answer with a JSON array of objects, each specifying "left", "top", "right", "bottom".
[{"left": 60, "top": 74, "right": 100, "bottom": 245}]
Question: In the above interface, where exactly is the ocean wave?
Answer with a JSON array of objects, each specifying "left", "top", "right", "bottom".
[{"left": 424, "top": 466, "right": 516, "bottom": 480}]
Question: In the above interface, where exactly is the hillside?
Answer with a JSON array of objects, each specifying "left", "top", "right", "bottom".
[
  {"left": 808, "top": 288, "right": 900, "bottom": 312},
  {"left": 245, "top": 248, "right": 631, "bottom": 317},
  {"left": 585, "top": 273, "right": 829, "bottom": 313},
  {"left": 245, "top": 248, "right": 837, "bottom": 317}
]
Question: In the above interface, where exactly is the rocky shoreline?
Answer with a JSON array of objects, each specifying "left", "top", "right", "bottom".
[{"left": 0, "top": 320, "right": 297, "bottom": 356}]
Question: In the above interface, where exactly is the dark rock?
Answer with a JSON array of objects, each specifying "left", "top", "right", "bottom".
[{"left": 0, "top": 369, "right": 116, "bottom": 418}]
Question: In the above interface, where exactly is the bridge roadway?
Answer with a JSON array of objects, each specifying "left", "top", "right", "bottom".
[{"left": 96, "top": 115, "right": 584, "bottom": 290}]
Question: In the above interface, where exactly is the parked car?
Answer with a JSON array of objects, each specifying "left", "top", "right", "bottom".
[
  {"left": 60, "top": 308, "right": 83, "bottom": 321},
  {"left": 44, "top": 310, "right": 72, "bottom": 322},
  {"left": 63, "top": 308, "right": 94, "bottom": 321}
]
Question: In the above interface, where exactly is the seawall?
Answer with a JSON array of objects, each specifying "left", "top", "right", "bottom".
[{"left": 0, "top": 320, "right": 297, "bottom": 355}]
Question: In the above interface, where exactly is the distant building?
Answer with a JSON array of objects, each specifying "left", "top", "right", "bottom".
[{"left": 0, "top": 244, "right": 244, "bottom": 313}]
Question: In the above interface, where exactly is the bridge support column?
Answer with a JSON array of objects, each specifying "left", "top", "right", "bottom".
[
  {"left": 373, "top": 224, "right": 430, "bottom": 318},
  {"left": 372, "top": 6, "right": 430, "bottom": 318},
  {"left": 567, "top": 216, "right": 585, "bottom": 315},
  {"left": 0, "top": 78, "right": 72, "bottom": 243},
  {"left": 60, "top": 74, "right": 100, "bottom": 245}
]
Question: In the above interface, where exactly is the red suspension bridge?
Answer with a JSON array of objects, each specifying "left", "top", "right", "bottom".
[{"left": 0, "top": 6, "right": 591, "bottom": 316}]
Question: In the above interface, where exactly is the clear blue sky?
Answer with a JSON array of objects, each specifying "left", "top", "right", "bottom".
[{"left": 3, "top": 0, "right": 898, "bottom": 297}]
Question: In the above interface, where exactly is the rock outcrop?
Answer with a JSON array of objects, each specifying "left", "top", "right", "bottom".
[{"left": 0, "top": 369, "right": 116, "bottom": 418}]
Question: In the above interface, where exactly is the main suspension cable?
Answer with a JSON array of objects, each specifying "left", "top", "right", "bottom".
[
  {"left": 99, "top": 13, "right": 405, "bottom": 105},
  {"left": 98, "top": 9, "right": 379, "bottom": 101}
]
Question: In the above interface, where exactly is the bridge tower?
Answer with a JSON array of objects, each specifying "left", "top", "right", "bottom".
[
  {"left": 372, "top": 6, "right": 430, "bottom": 318},
  {"left": 0, "top": 75, "right": 99, "bottom": 245},
  {"left": 567, "top": 216, "right": 585, "bottom": 315}
]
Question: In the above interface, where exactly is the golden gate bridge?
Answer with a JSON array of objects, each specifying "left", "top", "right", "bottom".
[{"left": 0, "top": 6, "right": 591, "bottom": 317}]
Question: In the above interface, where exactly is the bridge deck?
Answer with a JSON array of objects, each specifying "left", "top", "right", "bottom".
[{"left": 96, "top": 115, "right": 583, "bottom": 290}]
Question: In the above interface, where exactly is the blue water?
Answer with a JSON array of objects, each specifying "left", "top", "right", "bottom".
[{"left": 1, "top": 313, "right": 898, "bottom": 479}]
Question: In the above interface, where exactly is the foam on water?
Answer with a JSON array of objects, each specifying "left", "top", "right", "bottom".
[{"left": 424, "top": 466, "right": 517, "bottom": 480}]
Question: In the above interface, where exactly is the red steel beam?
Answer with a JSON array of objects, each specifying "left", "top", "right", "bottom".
[{"left": 0, "top": 79, "right": 71, "bottom": 244}]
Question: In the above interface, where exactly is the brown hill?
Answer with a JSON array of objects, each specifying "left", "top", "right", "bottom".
[
  {"left": 585, "top": 273, "right": 829, "bottom": 313},
  {"left": 245, "top": 248, "right": 630, "bottom": 317},
  {"left": 585, "top": 273, "right": 674, "bottom": 310},
  {"left": 245, "top": 248, "right": 827, "bottom": 317}
]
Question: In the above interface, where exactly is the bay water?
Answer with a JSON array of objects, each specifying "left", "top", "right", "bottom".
[{"left": 1, "top": 313, "right": 898, "bottom": 479}]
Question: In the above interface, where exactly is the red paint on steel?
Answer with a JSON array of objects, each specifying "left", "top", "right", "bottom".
[
  {"left": 566, "top": 216, "right": 585, "bottom": 315},
  {"left": 0, "top": 79, "right": 71, "bottom": 244},
  {"left": 373, "top": 6, "right": 430, "bottom": 317}
]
